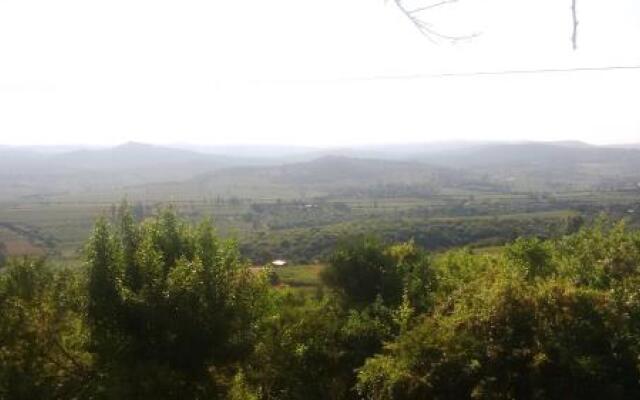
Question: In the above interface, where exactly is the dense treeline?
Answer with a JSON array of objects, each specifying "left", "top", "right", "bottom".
[
  {"left": 0, "top": 241, "right": 5, "bottom": 267},
  {"left": 241, "top": 214, "right": 577, "bottom": 264},
  {"left": 2, "top": 206, "right": 640, "bottom": 399}
]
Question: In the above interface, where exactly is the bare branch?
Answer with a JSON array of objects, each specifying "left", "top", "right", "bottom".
[
  {"left": 409, "top": 0, "right": 458, "bottom": 14},
  {"left": 392, "top": 0, "right": 478, "bottom": 44},
  {"left": 571, "top": 0, "right": 578, "bottom": 50}
]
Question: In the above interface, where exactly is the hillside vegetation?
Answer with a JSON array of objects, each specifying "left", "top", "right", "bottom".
[
  {"left": 2, "top": 207, "right": 640, "bottom": 399},
  {"left": 1, "top": 141, "right": 639, "bottom": 263}
]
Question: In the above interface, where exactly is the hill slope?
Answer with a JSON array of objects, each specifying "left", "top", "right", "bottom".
[
  {"left": 0, "top": 143, "right": 260, "bottom": 201},
  {"left": 418, "top": 143, "right": 640, "bottom": 191}
]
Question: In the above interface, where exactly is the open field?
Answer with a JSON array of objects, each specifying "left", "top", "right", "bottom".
[
  {"left": 0, "top": 187, "right": 638, "bottom": 263},
  {"left": 275, "top": 264, "right": 325, "bottom": 288},
  {"left": 1, "top": 143, "right": 639, "bottom": 264}
]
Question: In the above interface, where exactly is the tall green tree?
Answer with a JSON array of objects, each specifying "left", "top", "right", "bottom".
[
  {"left": 0, "top": 259, "right": 88, "bottom": 400},
  {"left": 357, "top": 221, "right": 640, "bottom": 400},
  {"left": 85, "top": 207, "right": 270, "bottom": 398},
  {"left": 0, "top": 241, "right": 7, "bottom": 267},
  {"left": 321, "top": 236, "right": 434, "bottom": 312}
]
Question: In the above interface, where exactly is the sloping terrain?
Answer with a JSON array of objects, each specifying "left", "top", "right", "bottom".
[{"left": 418, "top": 142, "right": 640, "bottom": 191}]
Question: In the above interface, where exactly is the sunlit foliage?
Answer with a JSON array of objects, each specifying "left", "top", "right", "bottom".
[{"left": 2, "top": 210, "right": 640, "bottom": 399}]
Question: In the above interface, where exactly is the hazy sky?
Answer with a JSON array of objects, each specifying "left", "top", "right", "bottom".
[{"left": 1, "top": 0, "right": 639, "bottom": 146}]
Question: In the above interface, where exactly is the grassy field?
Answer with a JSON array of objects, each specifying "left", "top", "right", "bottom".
[
  {"left": 0, "top": 226, "right": 47, "bottom": 256},
  {"left": 0, "top": 188, "right": 637, "bottom": 263},
  {"left": 275, "top": 264, "right": 325, "bottom": 288}
]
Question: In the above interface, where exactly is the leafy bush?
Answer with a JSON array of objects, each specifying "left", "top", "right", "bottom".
[
  {"left": 3, "top": 209, "right": 640, "bottom": 400},
  {"left": 357, "top": 220, "right": 640, "bottom": 400},
  {"left": 85, "top": 207, "right": 271, "bottom": 398}
]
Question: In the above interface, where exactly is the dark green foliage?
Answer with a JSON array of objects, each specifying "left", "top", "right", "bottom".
[
  {"left": 246, "top": 293, "right": 395, "bottom": 400},
  {"left": 0, "top": 258, "right": 87, "bottom": 400},
  {"left": 358, "top": 278, "right": 640, "bottom": 399},
  {"left": 555, "top": 218, "right": 640, "bottom": 287},
  {"left": 86, "top": 217, "right": 123, "bottom": 357},
  {"left": 357, "top": 221, "right": 640, "bottom": 400},
  {"left": 84, "top": 207, "right": 270, "bottom": 398},
  {"left": 0, "top": 241, "right": 6, "bottom": 267},
  {"left": 265, "top": 267, "right": 281, "bottom": 285},
  {"left": 5, "top": 208, "right": 640, "bottom": 400},
  {"left": 241, "top": 214, "right": 570, "bottom": 264},
  {"left": 387, "top": 240, "right": 436, "bottom": 313},
  {"left": 505, "top": 237, "right": 554, "bottom": 279},
  {"left": 321, "top": 237, "right": 435, "bottom": 312},
  {"left": 322, "top": 236, "right": 402, "bottom": 307},
  {"left": 119, "top": 201, "right": 142, "bottom": 291}
]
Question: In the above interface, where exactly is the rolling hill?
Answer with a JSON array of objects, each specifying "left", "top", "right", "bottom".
[
  {"left": 0, "top": 143, "right": 257, "bottom": 202},
  {"left": 416, "top": 142, "right": 640, "bottom": 191}
]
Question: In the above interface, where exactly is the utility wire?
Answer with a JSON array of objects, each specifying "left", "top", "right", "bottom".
[
  {"left": 262, "top": 65, "right": 640, "bottom": 85},
  {"left": 356, "top": 65, "right": 640, "bottom": 81}
]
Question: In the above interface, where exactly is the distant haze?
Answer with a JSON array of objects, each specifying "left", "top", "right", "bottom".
[{"left": 1, "top": 0, "right": 639, "bottom": 146}]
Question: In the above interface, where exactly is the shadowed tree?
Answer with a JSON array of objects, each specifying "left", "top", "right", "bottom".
[
  {"left": 85, "top": 207, "right": 271, "bottom": 398},
  {"left": 0, "top": 241, "right": 6, "bottom": 267}
]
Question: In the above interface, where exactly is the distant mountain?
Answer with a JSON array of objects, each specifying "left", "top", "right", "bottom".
[
  {"left": 170, "top": 143, "right": 319, "bottom": 160},
  {"left": 137, "top": 140, "right": 637, "bottom": 164},
  {"left": 605, "top": 143, "right": 640, "bottom": 149},
  {"left": 417, "top": 142, "right": 640, "bottom": 191},
  {"left": 136, "top": 155, "right": 496, "bottom": 201},
  {"left": 170, "top": 141, "right": 600, "bottom": 163},
  {"left": 51, "top": 142, "right": 216, "bottom": 170},
  {"left": 197, "top": 155, "right": 440, "bottom": 185},
  {"left": 2, "top": 141, "right": 640, "bottom": 203},
  {"left": 0, "top": 143, "right": 270, "bottom": 202},
  {"left": 541, "top": 140, "right": 593, "bottom": 148},
  {"left": 420, "top": 142, "right": 640, "bottom": 167},
  {"left": 169, "top": 141, "right": 499, "bottom": 162},
  {"left": 0, "top": 147, "right": 48, "bottom": 166}
]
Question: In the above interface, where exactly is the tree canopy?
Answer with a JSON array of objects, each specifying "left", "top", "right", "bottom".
[{"left": 2, "top": 208, "right": 640, "bottom": 399}]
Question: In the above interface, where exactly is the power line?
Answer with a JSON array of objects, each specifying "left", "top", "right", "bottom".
[
  {"left": 358, "top": 65, "right": 640, "bottom": 81},
  {"left": 262, "top": 65, "right": 640, "bottom": 85}
]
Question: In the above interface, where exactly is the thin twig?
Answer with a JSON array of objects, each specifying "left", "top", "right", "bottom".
[
  {"left": 410, "top": 0, "right": 458, "bottom": 14},
  {"left": 571, "top": 0, "right": 579, "bottom": 50},
  {"left": 393, "top": 0, "right": 477, "bottom": 43}
]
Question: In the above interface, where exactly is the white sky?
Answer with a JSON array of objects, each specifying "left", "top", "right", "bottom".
[{"left": 0, "top": 0, "right": 639, "bottom": 146}]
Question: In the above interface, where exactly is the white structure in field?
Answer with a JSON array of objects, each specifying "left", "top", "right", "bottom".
[{"left": 271, "top": 259, "right": 287, "bottom": 267}]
